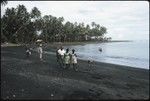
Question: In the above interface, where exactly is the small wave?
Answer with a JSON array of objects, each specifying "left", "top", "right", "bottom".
[
  {"left": 106, "top": 55, "right": 148, "bottom": 61},
  {"left": 44, "top": 51, "right": 55, "bottom": 55}
]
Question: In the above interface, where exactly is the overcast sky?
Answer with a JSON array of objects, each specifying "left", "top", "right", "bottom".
[{"left": 1, "top": 1, "right": 149, "bottom": 40}]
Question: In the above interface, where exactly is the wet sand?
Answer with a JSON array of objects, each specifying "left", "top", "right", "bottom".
[{"left": 1, "top": 46, "right": 149, "bottom": 100}]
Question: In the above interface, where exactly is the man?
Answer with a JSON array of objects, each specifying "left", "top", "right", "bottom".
[
  {"left": 38, "top": 44, "right": 43, "bottom": 61},
  {"left": 57, "top": 46, "right": 65, "bottom": 68}
]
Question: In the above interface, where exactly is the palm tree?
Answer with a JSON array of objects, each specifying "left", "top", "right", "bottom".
[
  {"left": 30, "top": 7, "right": 41, "bottom": 19},
  {"left": 91, "top": 22, "right": 96, "bottom": 28},
  {"left": 100, "top": 26, "right": 107, "bottom": 36}
]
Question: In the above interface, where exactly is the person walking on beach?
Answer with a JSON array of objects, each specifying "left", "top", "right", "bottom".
[
  {"left": 70, "top": 49, "right": 78, "bottom": 71},
  {"left": 57, "top": 46, "right": 65, "bottom": 68},
  {"left": 38, "top": 44, "right": 43, "bottom": 61},
  {"left": 64, "top": 48, "right": 71, "bottom": 69}
]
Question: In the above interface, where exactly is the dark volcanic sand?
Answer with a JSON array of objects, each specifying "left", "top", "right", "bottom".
[{"left": 1, "top": 46, "right": 149, "bottom": 100}]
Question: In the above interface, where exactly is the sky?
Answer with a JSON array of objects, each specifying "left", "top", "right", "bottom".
[{"left": 1, "top": 1, "right": 149, "bottom": 40}]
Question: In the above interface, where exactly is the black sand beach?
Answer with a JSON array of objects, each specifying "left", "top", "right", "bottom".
[{"left": 1, "top": 46, "right": 149, "bottom": 100}]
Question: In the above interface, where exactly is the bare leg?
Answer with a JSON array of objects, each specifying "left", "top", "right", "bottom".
[
  {"left": 26, "top": 52, "right": 29, "bottom": 58},
  {"left": 73, "top": 64, "right": 78, "bottom": 71},
  {"left": 40, "top": 53, "right": 43, "bottom": 61},
  {"left": 60, "top": 57, "right": 65, "bottom": 68}
]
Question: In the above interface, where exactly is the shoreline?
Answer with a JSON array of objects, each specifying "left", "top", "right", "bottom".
[
  {"left": 1, "top": 44, "right": 149, "bottom": 70},
  {"left": 1, "top": 40, "right": 132, "bottom": 47},
  {"left": 1, "top": 46, "right": 149, "bottom": 100},
  {"left": 43, "top": 50, "right": 149, "bottom": 70}
]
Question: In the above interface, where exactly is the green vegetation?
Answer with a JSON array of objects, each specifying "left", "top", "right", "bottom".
[{"left": 1, "top": 3, "right": 111, "bottom": 44}]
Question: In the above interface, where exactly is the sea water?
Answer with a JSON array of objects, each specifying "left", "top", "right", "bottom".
[{"left": 64, "top": 40, "right": 149, "bottom": 69}]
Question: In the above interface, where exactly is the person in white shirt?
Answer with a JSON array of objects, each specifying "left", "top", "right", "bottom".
[
  {"left": 57, "top": 47, "right": 65, "bottom": 56},
  {"left": 57, "top": 46, "right": 65, "bottom": 68},
  {"left": 38, "top": 44, "right": 43, "bottom": 61}
]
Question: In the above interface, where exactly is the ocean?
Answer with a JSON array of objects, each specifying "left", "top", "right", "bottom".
[{"left": 64, "top": 40, "right": 149, "bottom": 69}]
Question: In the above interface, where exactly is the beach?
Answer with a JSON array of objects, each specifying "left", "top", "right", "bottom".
[{"left": 1, "top": 45, "right": 149, "bottom": 100}]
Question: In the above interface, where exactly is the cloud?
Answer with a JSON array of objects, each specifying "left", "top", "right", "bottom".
[{"left": 1, "top": 1, "right": 149, "bottom": 40}]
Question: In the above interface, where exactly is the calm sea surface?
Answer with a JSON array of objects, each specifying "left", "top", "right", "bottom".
[{"left": 64, "top": 40, "right": 149, "bottom": 69}]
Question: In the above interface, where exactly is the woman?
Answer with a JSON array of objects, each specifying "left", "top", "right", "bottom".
[{"left": 63, "top": 48, "right": 70, "bottom": 69}]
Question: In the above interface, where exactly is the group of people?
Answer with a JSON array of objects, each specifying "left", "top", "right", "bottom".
[
  {"left": 25, "top": 44, "right": 78, "bottom": 71},
  {"left": 56, "top": 46, "right": 78, "bottom": 71}
]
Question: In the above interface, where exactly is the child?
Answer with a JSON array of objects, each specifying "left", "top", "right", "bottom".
[{"left": 71, "top": 49, "right": 78, "bottom": 71}]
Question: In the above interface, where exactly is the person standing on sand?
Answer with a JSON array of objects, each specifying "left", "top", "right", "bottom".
[
  {"left": 57, "top": 46, "right": 65, "bottom": 68},
  {"left": 38, "top": 44, "right": 43, "bottom": 61},
  {"left": 25, "top": 44, "right": 31, "bottom": 58},
  {"left": 56, "top": 47, "right": 59, "bottom": 62},
  {"left": 26, "top": 48, "right": 31, "bottom": 58},
  {"left": 99, "top": 47, "right": 102, "bottom": 52},
  {"left": 64, "top": 48, "right": 71, "bottom": 69},
  {"left": 70, "top": 49, "right": 78, "bottom": 71}
]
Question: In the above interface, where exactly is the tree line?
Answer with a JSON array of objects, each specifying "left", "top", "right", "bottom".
[{"left": 1, "top": 4, "right": 110, "bottom": 44}]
